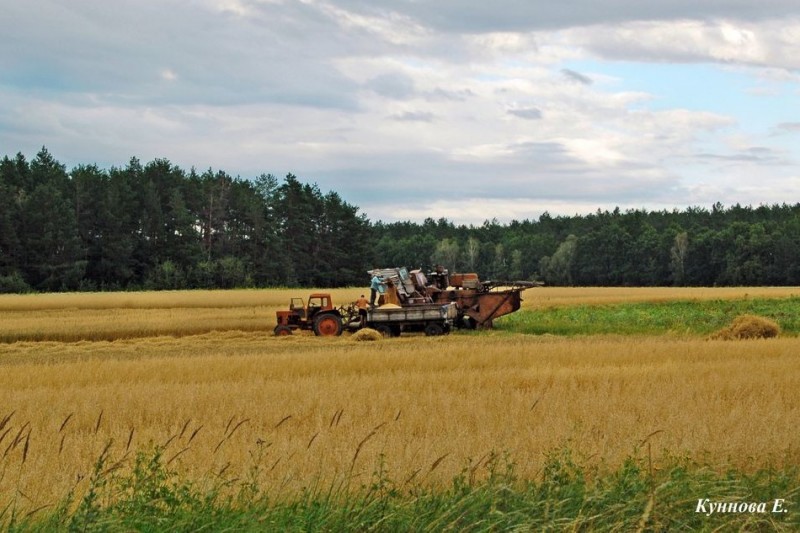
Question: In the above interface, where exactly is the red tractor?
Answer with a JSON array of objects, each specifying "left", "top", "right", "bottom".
[{"left": 274, "top": 293, "right": 344, "bottom": 336}]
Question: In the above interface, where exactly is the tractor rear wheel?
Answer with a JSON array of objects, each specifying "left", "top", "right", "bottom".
[
  {"left": 274, "top": 325, "right": 293, "bottom": 336},
  {"left": 313, "top": 314, "right": 343, "bottom": 336}
]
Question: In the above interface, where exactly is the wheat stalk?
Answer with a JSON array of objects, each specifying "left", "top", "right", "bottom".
[
  {"left": 58, "top": 413, "right": 73, "bottom": 433},
  {"left": 94, "top": 410, "right": 103, "bottom": 435},
  {"left": 0, "top": 411, "right": 15, "bottom": 433}
]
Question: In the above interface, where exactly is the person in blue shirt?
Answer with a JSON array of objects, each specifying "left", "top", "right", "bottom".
[{"left": 369, "top": 273, "right": 383, "bottom": 307}]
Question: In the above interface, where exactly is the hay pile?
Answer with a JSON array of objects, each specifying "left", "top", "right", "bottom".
[
  {"left": 710, "top": 314, "right": 781, "bottom": 340},
  {"left": 351, "top": 328, "right": 383, "bottom": 342}
]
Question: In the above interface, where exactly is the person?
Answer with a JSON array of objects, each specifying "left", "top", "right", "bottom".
[
  {"left": 369, "top": 273, "right": 383, "bottom": 307},
  {"left": 355, "top": 294, "right": 369, "bottom": 327}
]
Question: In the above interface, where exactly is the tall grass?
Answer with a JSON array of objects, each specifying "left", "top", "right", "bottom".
[
  {"left": 4, "top": 444, "right": 797, "bottom": 531},
  {"left": 521, "top": 286, "right": 800, "bottom": 310},
  {"left": 501, "top": 297, "right": 800, "bottom": 336}
]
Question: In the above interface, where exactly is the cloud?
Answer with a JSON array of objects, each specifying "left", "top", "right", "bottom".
[
  {"left": 1, "top": 0, "right": 799, "bottom": 225},
  {"left": 391, "top": 111, "right": 435, "bottom": 122},
  {"left": 694, "top": 147, "right": 787, "bottom": 165},
  {"left": 507, "top": 107, "right": 543, "bottom": 120},
  {"left": 772, "top": 122, "right": 800, "bottom": 135},
  {"left": 366, "top": 73, "right": 417, "bottom": 99},
  {"left": 328, "top": 0, "right": 800, "bottom": 32},
  {"left": 562, "top": 19, "right": 800, "bottom": 69},
  {"left": 1, "top": 0, "right": 365, "bottom": 108},
  {"left": 561, "top": 68, "right": 592, "bottom": 85}
]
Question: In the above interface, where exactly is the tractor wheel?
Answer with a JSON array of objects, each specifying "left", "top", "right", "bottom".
[
  {"left": 424, "top": 323, "right": 444, "bottom": 336},
  {"left": 274, "top": 325, "right": 293, "bottom": 336},
  {"left": 313, "top": 314, "right": 343, "bottom": 336},
  {"left": 375, "top": 325, "right": 393, "bottom": 338}
]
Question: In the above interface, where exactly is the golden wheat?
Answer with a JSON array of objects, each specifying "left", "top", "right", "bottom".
[
  {"left": 2, "top": 333, "right": 799, "bottom": 509},
  {"left": 1, "top": 287, "right": 799, "bottom": 511},
  {"left": 0, "top": 288, "right": 365, "bottom": 342}
]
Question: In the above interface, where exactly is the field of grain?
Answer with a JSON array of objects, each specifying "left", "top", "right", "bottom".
[{"left": 1, "top": 287, "right": 799, "bottom": 517}]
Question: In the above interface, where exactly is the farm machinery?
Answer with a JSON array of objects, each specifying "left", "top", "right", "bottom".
[
  {"left": 273, "top": 267, "right": 536, "bottom": 337},
  {"left": 274, "top": 293, "right": 345, "bottom": 336},
  {"left": 371, "top": 266, "right": 539, "bottom": 328},
  {"left": 274, "top": 292, "right": 458, "bottom": 337}
]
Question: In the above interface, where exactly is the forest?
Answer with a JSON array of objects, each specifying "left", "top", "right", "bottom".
[{"left": 1, "top": 147, "right": 799, "bottom": 292}]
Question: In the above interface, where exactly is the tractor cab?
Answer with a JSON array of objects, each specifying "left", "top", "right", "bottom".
[{"left": 306, "top": 293, "right": 333, "bottom": 318}]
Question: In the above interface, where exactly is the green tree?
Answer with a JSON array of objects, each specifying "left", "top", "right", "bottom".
[
  {"left": 670, "top": 232, "right": 689, "bottom": 286},
  {"left": 540, "top": 234, "right": 577, "bottom": 286},
  {"left": 319, "top": 190, "right": 371, "bottom": 286},
  {"left": 432, "top": 238, "right": 460, "bottom": 270},
  {"left": 509, "top": 249, "right": 524, "bottom": 280},
  {"left": 0, "top": 157, "right": 22, "bottom": 277},
  {"left": 19, "top": 182, "right": 85, "bottom": 290},
  {"left": 465, "top": 236, "right": 480, "bottom": 271},
  {"left": 574, "top": 220, "right": 632, "bottom": 286},
  {"left": 490, "top": 243, "right": 508, "bottom": 279}
]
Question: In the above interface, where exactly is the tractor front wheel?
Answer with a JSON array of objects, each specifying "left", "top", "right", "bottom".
[
  {"left": 274, "top": 325, "right": 293, "bottom": 336},
  {"left": 313, "top": 314, "right": 343, "bottom": 336}
]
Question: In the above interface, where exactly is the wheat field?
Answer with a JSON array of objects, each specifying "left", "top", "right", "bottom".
[{"left": 1, "top": 287, "right": 799, "bottom": 511}]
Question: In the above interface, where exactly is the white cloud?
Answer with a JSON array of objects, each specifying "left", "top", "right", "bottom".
[
  {"left": 562, "top": 19, "right": 800, "bottom": 69},
  {"left": 1, "top": 1, "right": 799, "bottom": 224},
  {"left": 160, "top": 69, "right": 179, "bottom": 82}
]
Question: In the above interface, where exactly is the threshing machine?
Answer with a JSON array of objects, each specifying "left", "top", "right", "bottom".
[{"left": 370, "top": 266, "right": 539, "bottom": 328}]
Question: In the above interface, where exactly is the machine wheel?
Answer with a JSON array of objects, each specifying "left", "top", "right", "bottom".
[
  {"left": 375, "top": 325, "right": 393, "bottom": 338},
  {"left": 313, "top": 314, "right": 343, "bottom": 336},
  {"left": 274, "top": 325, "right": 293, "bottom": 336},
  {"left": 424, "top": 323, "right": 444, "bottom": 336},
  {"left": 461, "top": 316, "right": 478, "bottom": 330}
]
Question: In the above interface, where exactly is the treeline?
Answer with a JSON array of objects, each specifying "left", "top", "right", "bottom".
[
  {"left": 375, "top": 203, "right": 800, "bottom": 287},
  {"left": 0, "top": 148, "right": 370, "bottom": 291},
  {"left": 2, "top": 148, "right": 800, "bottom": 292}
]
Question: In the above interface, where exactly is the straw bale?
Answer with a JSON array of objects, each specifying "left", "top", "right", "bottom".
[{"left": 710, "top": 314, "right": 781, "bottom": 340}]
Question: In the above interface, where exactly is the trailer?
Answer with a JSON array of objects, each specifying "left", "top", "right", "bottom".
[{"left": 349, "top": 302, "right": 458, "bottom": 337}]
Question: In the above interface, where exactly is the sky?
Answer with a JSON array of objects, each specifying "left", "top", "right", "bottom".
[{"left": 1, "top": 0, "right": 799, "bottom": 225}]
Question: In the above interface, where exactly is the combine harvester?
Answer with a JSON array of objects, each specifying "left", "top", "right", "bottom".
[{"left": 371, "top": 266, "right": 539, "bottom": 329}]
